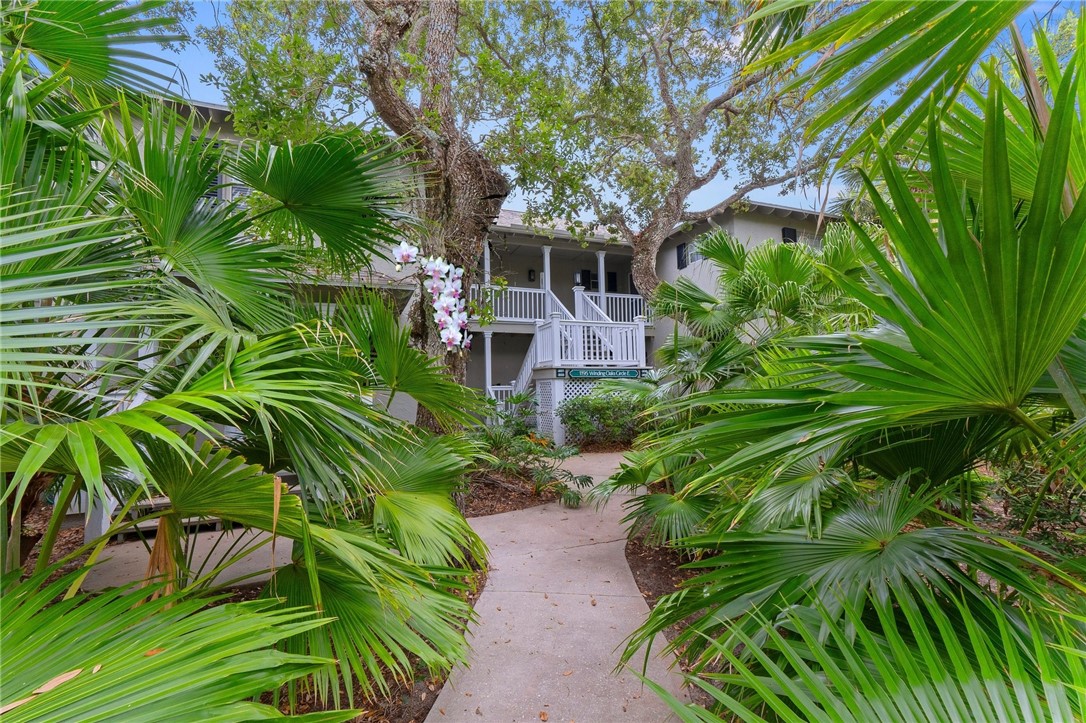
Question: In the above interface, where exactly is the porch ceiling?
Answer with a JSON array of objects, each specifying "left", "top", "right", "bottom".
[{"left": 487, "top": 238, "right": 633, "bottom": 261}]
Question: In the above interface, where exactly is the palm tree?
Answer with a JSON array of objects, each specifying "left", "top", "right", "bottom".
[
  {"left": 622, "top": 35, "right": 1086, "bottom": 719},
  {"left": 1, "top": 0, "right": 486, "bottom": 713}
]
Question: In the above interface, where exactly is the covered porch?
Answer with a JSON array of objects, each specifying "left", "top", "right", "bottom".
[{"left": 470, "top": 238, "right": 652, "bottom": 324}]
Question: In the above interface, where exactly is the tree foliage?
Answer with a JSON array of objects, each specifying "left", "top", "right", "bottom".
[
  {"left": 467, "top": 0, "right": 848, "bottom": 294},
  {"left": 1, "top": 1, "right": 488, "bottom": 713}
]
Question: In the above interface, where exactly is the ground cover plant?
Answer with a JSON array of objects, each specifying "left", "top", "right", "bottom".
[
  {"left": 469, "top": 407, "right": 593, "bottom": 510},
  {"left": 557, "top": 391, "right": 649, "bottom": 449},
  {"left": 0, "top": 1, "right": 489, "bottom": 717},
  {"left": 615, "top": 6, "right": 1086, "bottom": 721}
]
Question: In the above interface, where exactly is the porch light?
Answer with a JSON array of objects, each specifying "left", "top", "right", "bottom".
[{"left": 528, "top": 269, "right": 536, "bottom": 282}]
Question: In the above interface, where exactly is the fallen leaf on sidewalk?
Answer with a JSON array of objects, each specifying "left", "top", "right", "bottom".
[
  {"left": 540, "top": 712, "right": 548, "bottom": 721},
  {"left": 562, "top": 670, "right": 573, "bottom": 676}
]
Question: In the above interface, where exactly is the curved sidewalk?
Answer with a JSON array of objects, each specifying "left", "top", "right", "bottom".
[{"left": 427, "top": 453, "right": 684, "bottom": 723}]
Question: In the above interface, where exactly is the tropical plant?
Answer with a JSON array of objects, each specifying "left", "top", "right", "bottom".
[
  {"left": 1, "top": 0, "right": 487, "bottom": 713},
  {"left": 621, "top": 30, "right": 1086, "bottom": 719},
  {"left": 745, "top": 1, "right": 1086, "bottom": 420},
  {"left": 556, "top": 391, "right": 649, "bottom": 447},
  {"left": 1, "top": 566, "right": 356, "bottom": 722}
]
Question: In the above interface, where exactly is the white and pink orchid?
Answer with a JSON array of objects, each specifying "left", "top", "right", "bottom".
[
  {"left": 392, "top": 240, "right": 419, "bottom": 269},
  {"left": 399, "top": 246, "right": 472, "bottom": 353}
]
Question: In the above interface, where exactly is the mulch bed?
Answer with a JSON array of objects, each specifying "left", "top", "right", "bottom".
[
  {"left": 623, "top": 530, "right": 701, "bottom": 643},
  {"left": 462, "top": 471, "right": 558, "bottom": 518}
]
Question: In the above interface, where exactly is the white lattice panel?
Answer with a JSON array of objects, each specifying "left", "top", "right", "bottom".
[
  {"left": 535, "top": 381, "right": 555, "bottom": 438},
  {"left": 563, "top": 379, "right": 598, "bottom": 401}
]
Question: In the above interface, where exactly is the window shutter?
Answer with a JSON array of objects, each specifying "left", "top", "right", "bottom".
[{"left": 676, "top": 243, "right": 688, "bottom": 269}]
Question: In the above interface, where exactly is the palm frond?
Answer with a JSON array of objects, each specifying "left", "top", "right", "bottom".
[
  {"left": 1, "top": 0, "right": 184, "bottom": 94},
  {"left": 0, "top": 567, "right": 355, "bottom": 722},
  {"left": 229, "top": 134, "right": 411, "bottom": 272}
]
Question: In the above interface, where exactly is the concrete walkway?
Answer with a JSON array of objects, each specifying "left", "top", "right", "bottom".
[{"left": 426, "top": 452, "right": 684, "bottom": 723}]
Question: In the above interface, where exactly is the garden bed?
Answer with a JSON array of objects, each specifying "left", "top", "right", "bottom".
[{"left": 463, "top": 471, "right": 559, "bottom": 517}]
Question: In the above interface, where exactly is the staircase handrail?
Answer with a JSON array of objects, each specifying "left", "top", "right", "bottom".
[
  {"left": 579, "top": 292, "right": 612, "bottom": 323},
  {"left": 513, "top": 334, "right": 538, "bottom": 394},
  {"left": 546, "top": 290, "right": 574, "bottom": 320}
]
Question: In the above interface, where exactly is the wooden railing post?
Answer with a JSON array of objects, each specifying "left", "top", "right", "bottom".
[
  {"left": 573, "top": 285, "right": 585, "bottom": 319},
  {"left": 635, "top": 315, "right": 647, "bottom": 367},
  {"left": 549, "top": 311, "right": 564, "bottom": 365}
]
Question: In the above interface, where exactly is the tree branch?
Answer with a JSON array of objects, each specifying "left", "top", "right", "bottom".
[
  {"left": 681, "top": 159, "right": 823, "bottom": 223},
  {"left": 695, "top": 67, "right": 773, "bottom": 126}
]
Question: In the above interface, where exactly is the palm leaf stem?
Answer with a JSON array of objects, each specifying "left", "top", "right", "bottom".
[
  {"left": 32, "top": 473, "right": 80, "bottom": 575},
  {"left": 1007, "top": 24, "right": 1086, "bottom": 420}
]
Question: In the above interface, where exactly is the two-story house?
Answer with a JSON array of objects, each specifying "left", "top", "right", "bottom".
[
  {"left": 183, "top": 101, "right": 831, "bottom": 442},
  {"left": 466, "top": 204, "right": 831, "bottom": 442}
]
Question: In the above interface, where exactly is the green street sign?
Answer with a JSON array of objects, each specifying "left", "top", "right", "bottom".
[{"left": 566, "top": 368, "right": 641, "bottom": 379}]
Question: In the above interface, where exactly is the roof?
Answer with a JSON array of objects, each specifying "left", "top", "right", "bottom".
[
  {"left": 490, "top": 209, "right": 620, "bottom": 246},
  {"left": 731, "top": 200, "right": 843, "bottom": 222},
  {"left": 491, "top": 201, "right": 841, "bottom": 247}
]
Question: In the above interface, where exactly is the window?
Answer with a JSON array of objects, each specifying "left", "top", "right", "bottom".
[
  {"left": 688, "top": 245, "right": 705, "bottom": 264},
  {"left": 577, "top": 269, "right": 599, "bottom": 290},
  {"left": 676, "top": 243, "right": 688, "bottom": 269},
  {"left": 606, "top": 271, "right": 618, "bottom": 293},
  {"left": 781, "top": 227, "right": 798, "bottom": 244}
]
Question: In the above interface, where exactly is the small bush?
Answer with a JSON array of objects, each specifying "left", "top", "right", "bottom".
[
  {"left": 557, "top": 391, "right": 648, "bottom": 447},
  {"left": 470, "top": 425, "right": 592, "bottom": 507}
]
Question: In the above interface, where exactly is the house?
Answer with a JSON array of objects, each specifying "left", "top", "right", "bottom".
[
  {"left": 466, "top": 205, "right": 832, "bottom": 442},
  {"left": 182, "top": 101, "right": 832, "bottom": 442}
]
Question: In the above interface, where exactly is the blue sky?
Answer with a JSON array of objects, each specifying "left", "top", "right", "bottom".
[{"left": 156, "top": 1, "right": 1069, "bottom": 216}]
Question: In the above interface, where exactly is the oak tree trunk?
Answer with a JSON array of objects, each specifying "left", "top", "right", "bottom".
[{"left": 360, "top": 0, "right": 509, "bottom": 429}]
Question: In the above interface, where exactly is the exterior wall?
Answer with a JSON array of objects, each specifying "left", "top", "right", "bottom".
[
  {"left": 652, "top": 208, "right": 830, "bottom": 354},
  {"left": 730, "top": 214, "right": 822, "bottom": 250},
  {"left": 465, "top": 332, "right": 533, "bottom": 389}
]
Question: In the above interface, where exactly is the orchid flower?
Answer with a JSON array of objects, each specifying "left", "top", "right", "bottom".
[{"left": 392, "top": 240, "right": 419, "bottom": 269}]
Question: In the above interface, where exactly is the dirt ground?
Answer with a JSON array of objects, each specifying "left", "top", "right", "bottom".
[
  {"left": 462, "top": 471, "right": 558, "bottom": 517},
  {"left": 623, "top": 531, "right": 702, "bottom": 642}
]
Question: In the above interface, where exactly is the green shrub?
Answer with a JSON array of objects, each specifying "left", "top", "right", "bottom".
[{"left": 557, "top": 392, "right": 648, "bottom": 447}]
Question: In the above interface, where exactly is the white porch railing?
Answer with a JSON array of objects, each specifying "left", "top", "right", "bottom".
[
  {"left": 469, "top": 285, "right": 546, "bottom": 322},
  {"left": 586, "top": 292, "right": 651, "bottom": 323},
  {"left": 536, "top": 314, "right": 646, "bottom": 368},
  {"left": 574, "top": 287, "right": 611, "bottom": 322},
  {"left": 488, "top": 384, "right": 515, "bottom": 406}
]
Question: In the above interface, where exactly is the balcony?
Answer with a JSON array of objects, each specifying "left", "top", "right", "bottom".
[{"left": 470, "top": 285, "right": 650, "bottom": 324}]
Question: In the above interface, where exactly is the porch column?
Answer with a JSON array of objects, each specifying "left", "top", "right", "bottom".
[
  {"left": 483, "top": 330, "right": 494, "bottom": 392},
  {"left": 483, "top": 240, "right": 492, "bottom": 285},
  {"left": 596, "top": 249, "right": 607, "bottom": 314},
  {"left": 542, "top": 245, "right": 552, "bottom": 316}
]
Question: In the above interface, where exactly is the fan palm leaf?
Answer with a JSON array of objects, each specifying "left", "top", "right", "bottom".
[
  {"left": 0, "top": 567, "right": 355, "bottom": 722},
  {"left": 744, "top": 0, "right": 1032, "bottom": 160},
  {"left": 229, "top": 134, "right": 411, "bottom": 271},
  {"left": 0, "top": 0, "right": 183, "bottom": 95},
  {"left": 656, "top": 68, "right": 1086, "bottom": 486},
  {"left": 643, "top": 590, "right": 1086, "bottom": 723},
  {"left": 627, "top": 484, "right": 1082, "bottom": 670}
]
